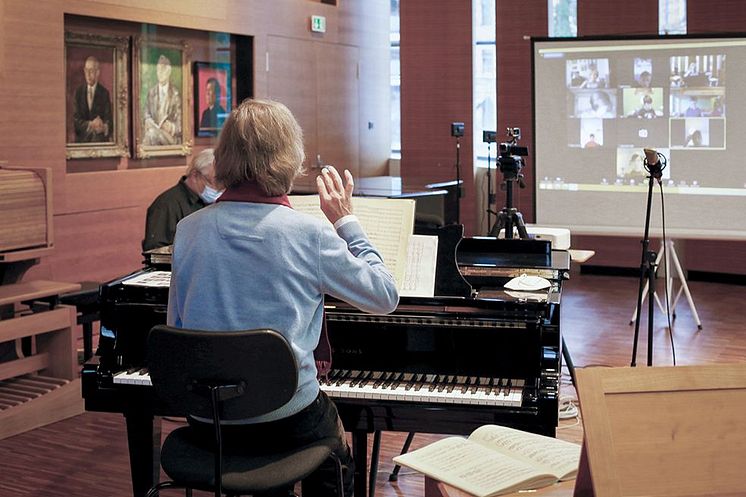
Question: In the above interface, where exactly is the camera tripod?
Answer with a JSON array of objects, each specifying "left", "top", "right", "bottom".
[{"left": 488, "top": 169, "right": 529, "bottom": 239}]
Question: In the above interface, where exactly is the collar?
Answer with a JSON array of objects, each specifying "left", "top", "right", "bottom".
[
  {"left": 178, "top": 176, "right": 205, "bottom": 206},
  {"left": 216, "top": 180, "right": 291, "bottom": 208}
]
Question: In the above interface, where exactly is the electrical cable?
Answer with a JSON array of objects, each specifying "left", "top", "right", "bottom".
[{"left": 659, "top": 181, "right": 677, "bottom": 366}]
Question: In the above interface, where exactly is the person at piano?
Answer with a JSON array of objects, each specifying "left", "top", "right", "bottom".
[
  {"left": 142, "top": 148, "right": 222, "bottom": 252},
  {"left": 167, "top": 98, "right": 399, "bottom": 497}
]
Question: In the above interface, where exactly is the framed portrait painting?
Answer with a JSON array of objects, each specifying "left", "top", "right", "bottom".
[
  {"left": 194, "top": 62, "right": 232, "bottom": 137},
  {"left": 133, "top": 36, "right": 192, "bottom": 159},
  {"left": 64, "top": 32, "right": 129, "bottom": 159}
]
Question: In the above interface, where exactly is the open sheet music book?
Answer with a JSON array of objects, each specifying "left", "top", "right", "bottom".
[
  {"left": 393, "top": 424, "right": 581, "bottom": 497},
  {"left": 289, "top": 195, "right": 437, "bottom": 296}
]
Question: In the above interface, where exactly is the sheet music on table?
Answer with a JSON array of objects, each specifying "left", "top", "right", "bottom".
[
  {"left": 122, "top": 271, "right": 172, "bottom": 287},
  {"left": 289, "top": 195, "right": 416, "bottom": 290}
]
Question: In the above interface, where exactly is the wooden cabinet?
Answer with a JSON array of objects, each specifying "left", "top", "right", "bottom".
[
  {"left": 0, "top": 280, "right": 83, "bottom": 440},
  {"left": 268, "top": 35, "right": 360, "bottom": 192}
]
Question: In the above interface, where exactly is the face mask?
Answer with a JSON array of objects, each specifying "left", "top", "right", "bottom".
[{"left": 200, "top": 185, "right": 223, "bottom": 204}]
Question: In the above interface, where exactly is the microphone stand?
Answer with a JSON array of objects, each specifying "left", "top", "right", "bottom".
[
  {"left": 454, "top": 136, "right": 462, "bottom": 225},
  {"left": 631, "top": 156, "right": 663, "bottom": 367},
  {"left": 486, "top": 142, "right": 494, "bottom": 231}
]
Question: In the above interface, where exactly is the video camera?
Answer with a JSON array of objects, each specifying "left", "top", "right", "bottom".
[{"left": 497, "top": 127, "right": 528, "bottom": 179}]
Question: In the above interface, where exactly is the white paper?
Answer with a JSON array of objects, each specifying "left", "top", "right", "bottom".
[
  {"left": 400, "top": 234, "right": 438, "bottom": 298},
  {"left": 289, "top": 195, "right": 415, "bottom": 289},
  {"left": 122, "top": 271, "right": 171, "bottom": 287}
]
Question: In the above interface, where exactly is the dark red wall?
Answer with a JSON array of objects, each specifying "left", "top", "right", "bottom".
[
  {"left": 399, "top": 1, "right": 475, "bottom": 233},
  {"left": 399, "top": 0, "right": 746, "bottom": 274}
]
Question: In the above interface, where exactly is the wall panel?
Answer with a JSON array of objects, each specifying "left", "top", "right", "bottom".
[
  {"left": 0, "top": 0, "right": 390, "bottom": 284},
  {"left": 400, "top": 1, "right": 475, "bottom": 233},
  {"left": 496, "top": 0, "right": 548, "bottom": 229}
]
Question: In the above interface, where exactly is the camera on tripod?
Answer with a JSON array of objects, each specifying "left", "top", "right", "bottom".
[{"left": 498, "top": 127, "right": 528, "bottom": 179}]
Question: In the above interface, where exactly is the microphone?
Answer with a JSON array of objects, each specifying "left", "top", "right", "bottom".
[{"left": 643, "top": 148, "right": 665, "bottom": 183}]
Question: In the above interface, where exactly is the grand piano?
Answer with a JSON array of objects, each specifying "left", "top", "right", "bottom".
[{"left": 82, "top": 227, "right": 569, "bottom": 497}]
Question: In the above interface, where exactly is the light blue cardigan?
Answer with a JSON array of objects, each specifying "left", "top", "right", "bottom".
[{"left": 167, "top": 201, "right": 399, "bottom": 423}]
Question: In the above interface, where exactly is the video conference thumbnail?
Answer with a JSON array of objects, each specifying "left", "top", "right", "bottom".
[{"left": 563, "top": 53, "right": 726, "bottom": 151}]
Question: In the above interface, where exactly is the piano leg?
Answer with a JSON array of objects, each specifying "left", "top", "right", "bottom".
[
  {"left": 389, "top": 431, "right": 416, "bottom": 481},
  {"left": 562, "top": 336, "right": 576, "bottom": 387},
  {"left": 369, "top": 431, "right": 382, "bottom": 497},
  {"left": 352, "top": 431, "right": 368, "bottom": 497},
  {"left": 124, "top": 411, "right": 162, "bottom": 497}
]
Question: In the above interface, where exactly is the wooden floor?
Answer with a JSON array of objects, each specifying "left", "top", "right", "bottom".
[{"left": 0, "top": 271, "right": 743, "bottom": 497}]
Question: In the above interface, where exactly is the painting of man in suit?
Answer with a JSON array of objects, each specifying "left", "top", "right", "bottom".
[
  {"left": 142, "top": 54, "right": 183, "bottom": 146},
  {"left": 65, "top": 32, "right": 129, "bottom": 159},
  {"left": 194, "top": 62, "right": 231, "bottom": 137},
  {"left": 72, "top": 56, "right": 113, "bottom": 142}
]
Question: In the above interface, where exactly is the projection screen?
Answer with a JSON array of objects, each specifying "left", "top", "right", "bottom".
[{"left": 532, "top": 36, "right": 746, "bottom": 240}]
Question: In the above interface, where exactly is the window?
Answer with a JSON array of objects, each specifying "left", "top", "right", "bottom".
[
  {"left": 548, "top": 0, "right": 577, "bottom": 38},
  {"left": 390, "top": 0, "right": 401, "bottom": 158},
  {"left": 473, "top": 1, "right": 497, "bottom": 170},
  {"left": 660, "top": 0, "right": 687, "bottom": 35}
]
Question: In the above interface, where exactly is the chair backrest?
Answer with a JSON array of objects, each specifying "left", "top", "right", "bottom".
[{"left": 146, "top": 325, "right": 298, "bottom": 420}]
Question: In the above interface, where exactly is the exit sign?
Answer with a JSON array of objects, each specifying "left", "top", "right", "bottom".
[{"left": 311, "top": 15, "right": 326, "bottom": 33}]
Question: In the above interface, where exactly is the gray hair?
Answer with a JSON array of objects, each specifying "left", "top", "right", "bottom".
[{"left": 186, "top": 148, "right": 215, "bottom": 176}]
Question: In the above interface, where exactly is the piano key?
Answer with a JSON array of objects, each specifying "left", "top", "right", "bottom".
[{"left": 109, "top": 368, "right": 524, "bottom": 407}]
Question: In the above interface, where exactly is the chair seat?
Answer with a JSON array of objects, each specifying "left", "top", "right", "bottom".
[{"left": 161, "top": 427, "right": 339, "bottom": 494}]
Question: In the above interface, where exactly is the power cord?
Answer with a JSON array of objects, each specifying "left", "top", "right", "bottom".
[
  {"left": 659, "top": 182, "right": 677, "bottom": 366},
  {"left": 558, "top": 394, "right": 579, "bottom": 420}
]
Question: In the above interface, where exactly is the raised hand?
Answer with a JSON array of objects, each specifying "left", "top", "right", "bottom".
[{"left": 316, "top": 165, "right": 354, "bottom": 225}]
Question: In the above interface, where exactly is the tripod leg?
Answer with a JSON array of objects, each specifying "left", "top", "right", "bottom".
[
  {"left": 629, "top": 248, "right": 664, "bottom": 324},
  {"left": 488, "top": 211, "right": 507, "bottom": 237},
  {"left": 653, "top": 292, "right": 666, "bottom": 315},
  {"left": 670, "top": 243, "right": 703, "bottom": 330},
  {"left": 630, "top": 278, "right": 649, "bottom": 325},
  {"left": 513, "top": 211, "right": 530, "bottom": 239}
]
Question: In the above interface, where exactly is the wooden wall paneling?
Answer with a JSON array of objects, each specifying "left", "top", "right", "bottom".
[
  {"left": 358, "top": 43, "right": 392, "bottom": 178},
  {"left": 315, "top": 42, "right": 360, "bottom": 184},
  {"left": 63, "top": 168, "right": 183, "bottom": 214},
  {"left": 0, "top": 0, "right": 390, "bottom": 283},
  {"left": 267, "top": 35, "right": 319, "bottom": 191},
  {"left": 687, "top": 0, "right": 746, "bottom": 34},
  {"left": 26, "top": 206, "right": 146, "bottom": 284},
  {"left": 0, "top": 1, "right": 68, "bottom": 211},
  {"left": 496, "top": 0, "right": 548, "bottom": 226},
  {"left": 399, "top": 1, "right": 475, "bottom": 233},
  {"left": 337, "top": 1, "right": 390, "bottom": 178}
]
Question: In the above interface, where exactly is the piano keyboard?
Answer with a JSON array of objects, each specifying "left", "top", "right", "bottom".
[{"left": 112, "top": 368, "right": 524, "bottom": 407}]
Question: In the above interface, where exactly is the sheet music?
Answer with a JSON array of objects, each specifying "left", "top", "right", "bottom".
[
  {"left": 122, "top": 271, "right": 171, "bottom": 287},
  {"left": 289, "top": 195, "right": 415, "bottom": 289},
  {"left": 400, "top": 235, "right": 438, "bottom": 298}
]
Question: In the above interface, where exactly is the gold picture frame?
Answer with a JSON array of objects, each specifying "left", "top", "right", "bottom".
[
  {"left": 65, "top": 32, "right": 129, "bottom": 159},
  {"left": 133, "top": 36, "right": 192, "bottom": 159}
]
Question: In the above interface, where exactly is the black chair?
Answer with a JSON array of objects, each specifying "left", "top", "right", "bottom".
[{"left": 144, "top": 325, "right": 345, "bottom": 497}]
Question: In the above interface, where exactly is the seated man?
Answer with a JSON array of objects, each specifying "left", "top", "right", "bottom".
[
  {"left": 168, "top": 99, "right": 399, "bottom": 496},
  {"left": 142, "top": 148, "right": 220, "bottom": 251}
]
